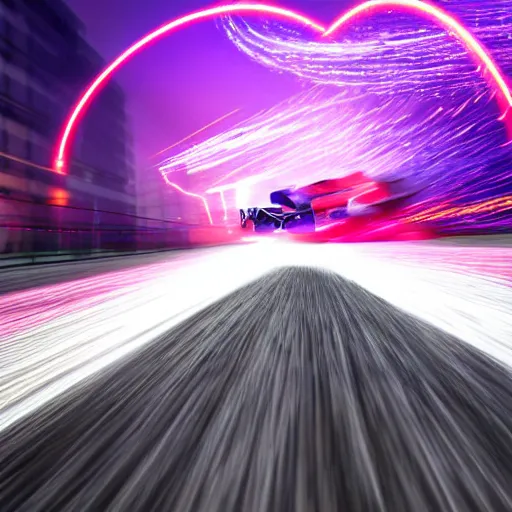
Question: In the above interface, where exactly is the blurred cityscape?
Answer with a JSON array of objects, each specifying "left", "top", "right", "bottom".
[{"left": 0, "top": 0, "right": 196, "bottom": 259}]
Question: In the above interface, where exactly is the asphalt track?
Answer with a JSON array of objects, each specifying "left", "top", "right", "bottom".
[{"left": 2, "top": 266, "right": 512, "bottom": 512}]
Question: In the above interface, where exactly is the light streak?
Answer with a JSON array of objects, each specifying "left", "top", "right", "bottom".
[
  {"left": 54, "top": 2, "right": 511, "bottom": 172},
  {"left": 54, "top": 4, "right": 325, "bottom": 172},
  {"left": 405, "top": 196, "right": 512, "bottom": 223},
  {"left": 222, "top": 0, "right": 512, "bottom": 118},
  {"left": 162, "top": 174, "right": 213, "bottom": 224},
  {"left": 219, "top": 190, "right": 228, "bottom": 220},
  {"left": 328, "top": 0, "right": 511, "bottom": 111},
  {"left": 152, "top": 108, "right": 241, "bottom": 158},
  {"left": 158, "top": 83, "right": 512, "bottom": 232},
  {"left": 53, "top": 1, "right": 512, "bottom": 234},
  {"left": 0, "top": 151, "right": 60, "bottom": 175}
]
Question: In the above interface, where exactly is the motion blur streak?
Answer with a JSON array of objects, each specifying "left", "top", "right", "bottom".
[
  {"left": 0, "top": 250, "right": 221, "bottom": 339},
  {"left": 312, "top": 242, "right": 512, "bottom": 366},
  {"left": 1, "top": 240, "right": 512, "bottom": 435},
  {"left": 223, "top": 0, "right": 512, "bottom": 99},
  {"left": 367, "top": 240, "right": 512, "bottom": 283},
  {"left": 152, "top": 108, "right": 241, "bottom": 158},
  {"left": 2, "top": 266, "right": 512, "bottom": 511},
  {"left": 161, "top": 176, "right": 214, "bottom": 223},
  {"left": 0, "top": 245, "right": 277, "bottom": 431},
  {"left": 325, "top": 0, "right": 512, "bottom": 108},
  {"left": 160, "top": 87, "right": 512, "bottom": 230}
]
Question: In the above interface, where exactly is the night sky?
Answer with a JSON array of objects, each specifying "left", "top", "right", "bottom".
[{"left": 64, "top": 0, "right": 348, "bottom": 170}]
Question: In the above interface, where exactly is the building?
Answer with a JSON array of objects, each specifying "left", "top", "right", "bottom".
[{"left": 0, "top": 0, "right": 136, "bottom": 253}]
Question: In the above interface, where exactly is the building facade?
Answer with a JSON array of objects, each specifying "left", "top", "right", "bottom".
[{"left": 0, "top": 0, "right": 136, "bottom": 253}]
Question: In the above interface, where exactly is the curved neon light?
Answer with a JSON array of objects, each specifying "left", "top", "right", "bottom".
[
  {"left": 55, "top": 1, "right": 511, "bottom": 174},
  {"left": 324, "top": 0, "right": 512, "bottom": 112},
  {"left": 54, "top": 4, "right": 324, "bottom": 172}
]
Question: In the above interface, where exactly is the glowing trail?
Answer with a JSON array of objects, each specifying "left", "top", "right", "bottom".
[
  {"left": 54, "top": 3, "right": 325, "bottom": 172},
  {"left": 223, "top": 11, "right": 510, "bottom": 96},
  {"left": 152, "top": 108, "right": 241, "bottom": 158},
  {"left": 325, "top": 0, "right": 511, "bottom": 110},
  {"left": 55, "top": 1, "right": 510, "bottom": 172},
  {"left": 158, "top": 86, "right": 512, "bottom": 231},
  {"left": 162, "top": 175, "right": 213, "bottom": 224}
]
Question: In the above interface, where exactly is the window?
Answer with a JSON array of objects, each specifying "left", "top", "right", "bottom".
[
  {"left": 0, "top": 128, "right": 8, "bottom": 170},
  {"left": 5, "top": 118, "right": 28, "bottom": 159},
  {"left": 6, "top": 131, "right": 26, "bottom": 159},
  {"left": 0, "top": 128, "right": 7, "bottom": 151},
  {"left": 3, "top": 18, "right": 13, "bottom": 43},
  {"left": 30, "top": 39, "right": 54, "bottom": 70},
  {"left": 8, "top": 76, "right": 26, "bottom": 104},
  {"left": 8, "top": 22, "right": 25, "bottom": 53},
  {"left": 0, "top": 16, "right": 7, "bottom": 40},
  {"left": 29, "top": 87, "right": 47, "bottom": 114},
  {"left": 25, "top": 136, "right": 31, "bottom": 159},
  {"left": 31, "top": 143, "right": 50, "bottom": 167},
  {"left": 31, "top": 166, "right": 61, "bottom": 186},
  {"left": 0, "top": 73, "right": 9, "bottom": 96}
]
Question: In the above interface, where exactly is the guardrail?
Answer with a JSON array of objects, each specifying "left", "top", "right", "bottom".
[
  {"left": 0, "top": 194, "right": 199, "bottom": 254},
  {"left": 0, "top": 247, "right": 178, "bottom": 269},
  {"left": 0, "top": 195, "right": 244, "bottom": 266}
]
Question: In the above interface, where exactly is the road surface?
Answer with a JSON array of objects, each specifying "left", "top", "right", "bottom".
[
  {"left": 2, "top": 266, "right": 512, "bottom": 511},
  {"left": 1, "top": 239, "right": 512, "bottom": 511}
]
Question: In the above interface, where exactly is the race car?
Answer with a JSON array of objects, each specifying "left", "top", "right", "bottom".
[
  {"left": 239, "top": 171, "right": 434, "bottom": 242},
  {"left": 239, "top": 206, "right": 315, "bottom": 232}
]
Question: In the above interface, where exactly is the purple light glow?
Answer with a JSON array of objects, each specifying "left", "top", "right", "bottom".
[
  {"left": 157, "top": 0, "right": 512, "bottom": 233},
  {"left": 158, "top": 84, "right": 512, "bottom": 231},
  {"left": 221, "top": 1, "right": 512, "bottom": 97}
]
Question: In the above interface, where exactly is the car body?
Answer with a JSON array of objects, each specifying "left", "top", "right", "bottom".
[{"left": 239, "top": 171, "right": 434, "bottom": 242}]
